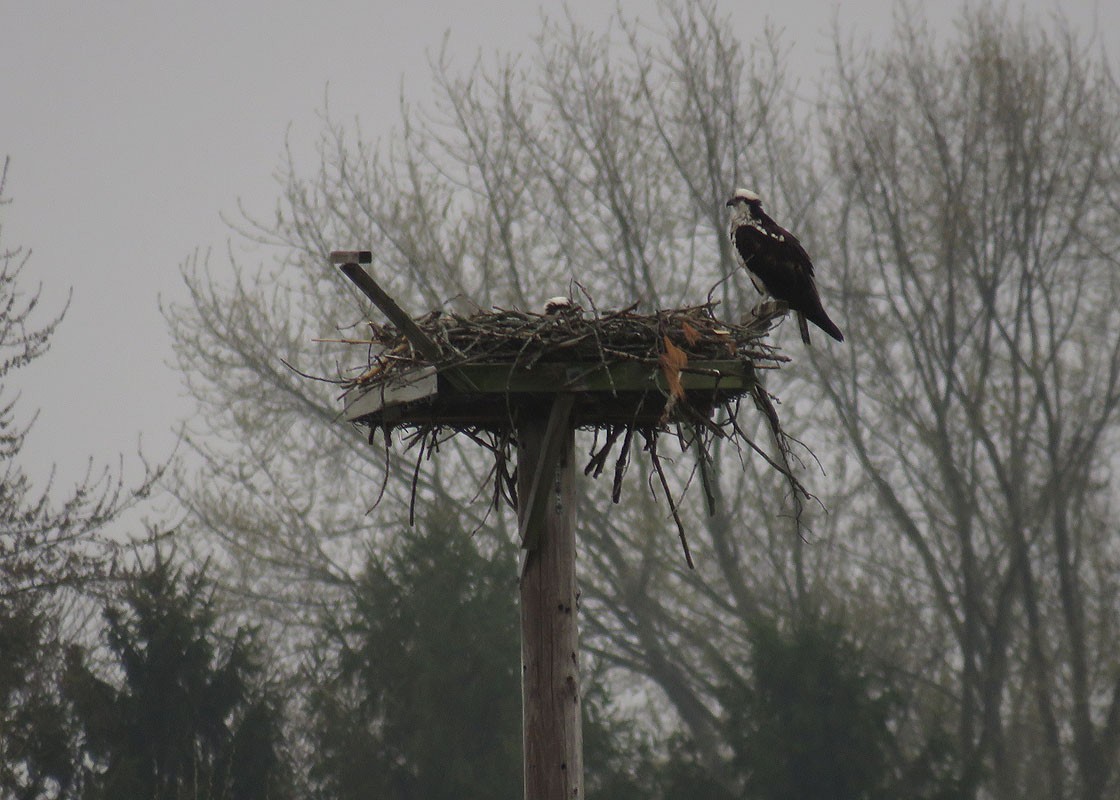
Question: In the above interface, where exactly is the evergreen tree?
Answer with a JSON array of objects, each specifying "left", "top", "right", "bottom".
[
  {"left": 0, "top": 596, "right": 74, "bottom": 799},
  {"left": 308, "top": 525, "right": 522, "bottom": 800},
  {"left": 62, "top": 551, "right": 290, "bottom": 800},
  {"left": 649, "top": 732, "right": 737, "bottom": 800},
  {"left": 723, "top": 614, "right": 895, "bottom": 799},
  {"left": 718, "top": 612, "right": 961, "bottom": 800},
  {"left": 307, "top": 521, "right": 653, "bottom": 799},
  {"left": 580, "top": 666, "right": 663, "bottom": 800}
]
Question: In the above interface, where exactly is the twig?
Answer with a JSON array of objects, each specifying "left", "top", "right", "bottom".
[{"left": 644, "top": 431, "right": 695, "bottom": 570}]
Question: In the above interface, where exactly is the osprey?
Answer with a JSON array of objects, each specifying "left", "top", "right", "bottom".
[
  {"left": 726, "top": 188, "right": 843, "bottom": 344},
  {"left": 543, "top": 296, "right": 573, "bottom": 314}
]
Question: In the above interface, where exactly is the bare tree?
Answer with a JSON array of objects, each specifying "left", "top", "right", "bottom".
[
  {"left": 0, "top": 155, "right": 157, "bottom": 601},
  {"left": 817, "top": 9, "right": 1120, "bottom": 799}
]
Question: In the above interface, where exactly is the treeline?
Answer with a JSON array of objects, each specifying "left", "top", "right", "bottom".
[{"left": 4, "top": 535, "right": 952, "bottom": 799}]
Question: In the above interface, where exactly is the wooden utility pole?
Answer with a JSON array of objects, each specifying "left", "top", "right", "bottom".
[{"left": 517, "top": 396, "right": 582, "bottom": 800}]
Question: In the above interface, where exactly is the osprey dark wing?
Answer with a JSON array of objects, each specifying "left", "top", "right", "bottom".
[{"left": 733, "top": 224, "right": 817, "bottom": 298}]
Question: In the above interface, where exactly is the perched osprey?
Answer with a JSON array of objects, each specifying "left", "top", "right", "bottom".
[{"left": 726, "top": 188, "right": 843, "bottom": 344}]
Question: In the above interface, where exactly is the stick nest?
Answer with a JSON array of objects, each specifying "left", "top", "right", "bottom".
[
  {"left": 320, "top": 297, "right": 808, "bottom": 567},
  {"left": 339, "top": 299, "right": 787, "bottom": 391}
]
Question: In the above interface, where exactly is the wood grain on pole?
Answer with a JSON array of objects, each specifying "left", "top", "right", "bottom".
[{"left": 518, "top": 400, "right": 582, "bottom": 800}]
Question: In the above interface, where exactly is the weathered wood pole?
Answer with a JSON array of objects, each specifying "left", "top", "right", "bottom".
[{"left": 517, "top": 397, "right": 582, "bottom": 800}]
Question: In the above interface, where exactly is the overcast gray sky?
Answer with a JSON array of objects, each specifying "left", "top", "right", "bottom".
[{"left": 2, "top": 0, "right": 1115, "bottom": 499}]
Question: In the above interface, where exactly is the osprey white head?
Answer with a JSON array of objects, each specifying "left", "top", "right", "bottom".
[
  {"left": 726, "top": 187, "right": 762, "bottom": 207},
  {"left": 544, "top": 296, "right": 575, "bottom": 315}
]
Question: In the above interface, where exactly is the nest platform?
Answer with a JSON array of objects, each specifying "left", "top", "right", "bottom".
[
  {"left": 321, "top": 253, "right": 808, "bottom": 560},
  {"left": 339, "top": 301, "right": 789, "bottom": 432}
]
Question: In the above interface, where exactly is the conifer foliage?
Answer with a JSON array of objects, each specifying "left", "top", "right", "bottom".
[{"left": 63, "top": 553, "right": 290, "bottom": 800}]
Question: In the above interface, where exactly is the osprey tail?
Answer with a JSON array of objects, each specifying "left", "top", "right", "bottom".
[
  {"left": 810, "top": 307, "right": 842, "bottom": 340},
  {"left": 801, "top": 307, "right": 844, "bottom": 344}
]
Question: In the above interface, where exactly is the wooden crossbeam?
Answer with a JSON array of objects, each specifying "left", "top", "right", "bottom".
[{"left": 518, "top": 394, "right": 576, "bottom": 553}]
